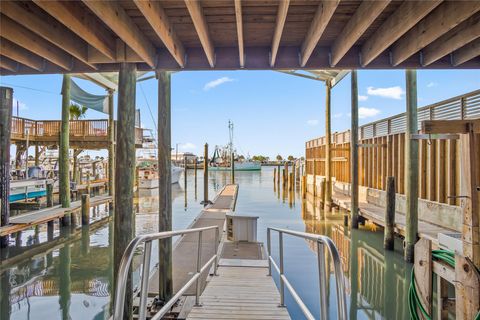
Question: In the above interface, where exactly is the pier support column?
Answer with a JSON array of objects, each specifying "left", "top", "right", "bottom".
[
  {"left": 108, "top": 90, "right": 115, "bottom": 199},
  {"left": 114, "top": 63, "right": 137, "bottom": 319},
  {"left": 34, "top": 144, "right": 40, "bottom": 166},
  {"left": 60, "top": 75, "right": 71, "bottom": 226},
  {"left": 351, "top": 71, "right": 360, "bottom": 229},
  {"left": 404, "top": 70, "right": 419, "bottom": 263},
  {"left": 157, "top": 71, "right": 173, "bottom": 302},
  {"left": 324, "top": 82, "right": 332, "bottom": 211},
  {"left": 203, "top": 143, "right": 209, "bottom": 204},
  {"left": 0, "top": 86, "right": 13, "bottom": 248}
]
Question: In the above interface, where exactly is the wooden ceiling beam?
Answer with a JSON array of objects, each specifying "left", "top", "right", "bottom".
[
  {"left": 0, "top": 15, "right": 72, "bottom": 70},
  {"left": 234, "top": 0, "right": 244, "bottom": 68},
  {"left": 185, "top": 0, "right": 215, "bottom": 67},
  {"left": 452, "top": 38, "right": 480, "bottom": 67},
  {"left": 82, "top": 0, "right": 157, "bottom": 68},
  {"left": 0, "top": 38, "right": 44, "bottom": 71},
  {"left": 0, "top": 55, "right": 19, "bottom": 73},
  {"left": 270, "top": 0, "right": 290, "bottom": 67},
  {"left": 133, "top": 0, "right": 186, "bottom": 68},
  {"left": 300, "top": 0, "right": 339, "bottom": 67},
  {"left": 361, "top": 1, "right": 442, "bottom": 67},
  {"left": 392, "top": 1, "right": 480, "bottom": 66},
  {"left": 330, "top": 0, "right": 390, "bottom": 67},
  {"left": 0, "top": 1, "right": 95, "bottom": 69},
  {"left": 33, "top": 0, "right": 116, "bottom": 60},
  {"left": 422, "top": 14, "right": 480, "bottom": 66}
]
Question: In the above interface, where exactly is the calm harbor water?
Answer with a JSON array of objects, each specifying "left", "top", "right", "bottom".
[{"left": 1, "top": 167, "right": 411, "bottom": 319}]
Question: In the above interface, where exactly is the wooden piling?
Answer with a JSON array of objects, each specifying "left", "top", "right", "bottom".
[
  {"left": 59, "top": 74, "right": 71, "bottom": 213},
  {"left": 284, "top": 162, "right": 288, "bottom": 188},
  {"left": 0, "top": 87, "right": 13, "bottom": 248},
  {"left": 108, "top": 90, "right": 115, "bottom": 199},
  {"left": 114, "top": 63, "right": 137, "bottom": 319},
  {"left": 184, "top": 156, "right": 188, "bottom": 188},
  {"left": 384, "top": 177, "right": 395, "bottom": 250},
  {"left": 273, "top": 167, "right": 277, "bottom": 183},
  {"left": 325, "top": 82, "right": 332, "bottom": 212},
  {"left": 81, "top": 194, "right": 90, "bottom": 225},
  {"left": 405, "top": 70, "right": 419, "bottom": 263},
  {"left": 157, "top": 71, "right": 173, "bottom": 302},
  {"left": 34, "top": 144, "right": 39, "bottom": 166},
  {"left": 351, "top": 70, "right": 360, "bottom": 228},
  {"left": 203, "top": 143, "right": 209, "bottom": 204},
  {"left": 277, "top": 165, "right": 280, "bottom": 185},
  {"left": 289, "top": 172, "right": 293, "bottom": 191},
  {"left": 231, "top": 152, "right": 235, "bottom": 184},
  {"left": 46, "top": 182, "right": 53, "bottom": 207},
  {"left": 302, "top": 175, "right": 306, "bottom": 199}
]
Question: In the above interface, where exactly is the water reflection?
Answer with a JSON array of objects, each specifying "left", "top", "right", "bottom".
[{"left": 1, "top": 168, "right": 410, "bottom": 319}]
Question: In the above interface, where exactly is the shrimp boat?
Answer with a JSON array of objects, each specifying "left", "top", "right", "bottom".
[{"left": 209, "top": 121, "right": 261, "bottom": 171}]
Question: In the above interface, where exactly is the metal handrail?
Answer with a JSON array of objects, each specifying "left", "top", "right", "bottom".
[
  {"left": 267, "top": 227, "right": 348, "bottom": 320},
  {"left": 113, "top": 225, "right": 220, "bottom": 320}
]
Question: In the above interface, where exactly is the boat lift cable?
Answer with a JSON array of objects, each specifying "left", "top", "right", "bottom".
[{"left": 139, "top": 82, "right": 158, "bottom": 149}]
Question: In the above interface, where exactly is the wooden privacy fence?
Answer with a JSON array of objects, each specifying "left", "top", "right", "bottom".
[{"left": 305, "top": 89, "right": 480, "bottom": 206}]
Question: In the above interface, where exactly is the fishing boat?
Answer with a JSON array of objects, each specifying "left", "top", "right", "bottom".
[
  {"left": 137, "top": 160, "right": 183, "bottom": 189},
  {"left": 209, "top": 121, "right": 261, "bottom": 171}
]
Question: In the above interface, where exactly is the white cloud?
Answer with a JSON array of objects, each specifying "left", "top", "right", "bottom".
[
  {"left": 367, "top": 86, "right": 405, "bottom": 100},
  {"left": 179, "top": 142, "right": 196, "bottom": 150},
  {"left": 13, "top": 98, "right": 28, "bottom": 111},
  {"left": 358, "top": 107, "right": 380, "bottom": 119},
  {"left": 358, "top": 95, "right": 368, "bottom": 101},
  {"left": 307, "top": 119, "right": 319, "bottom": 126},
  {"left": 204, "top": 77, "right": 234, "bottom": 90},
  {"left": 333, "top": 113, "right": 343, "bottom": 118},
  {"left": 427, "top": 82, "right": 437, "bottom": 88}
]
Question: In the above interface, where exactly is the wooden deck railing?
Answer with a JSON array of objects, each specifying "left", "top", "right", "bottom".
[
  {"left": 11, "top": 117, "right": 144, "bottom": 145},
  {"left": 305, "top": 89, "right": 480, "bottom": 206}
]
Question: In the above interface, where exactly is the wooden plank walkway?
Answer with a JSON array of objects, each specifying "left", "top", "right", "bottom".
[{"left": 0, "top": 195, "right": 112, "bottom": 236}]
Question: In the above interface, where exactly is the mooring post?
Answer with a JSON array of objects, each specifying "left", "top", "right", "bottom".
[
  {"left": 108, "top": 89, "right": 115, "bottom": 202},
  {"left": 34, "top": 144, "right": 39, "bottom": 166},
  {"left": 273, "top": 167, "right": 277, "bottom": 183},
  {"left": 302, "top": 175, "right": 306, "bottom": 199},
  {"left": 81, "top": 194, "right": 90, "bottom": 226},
  {"left": 114, "top": 63, "right": 137, "bottom": 319},
  {"left": 384, "top": 176, "right": 395, "bottom": 250},
  {"left": 325, "top": 81, "right": 332, "bottom": 212},
  {"left": 231, "top": 152, "right": 235, "bottom": 184},
  {"left": 0, "top": 86, "right": 13, "bottom": 248},
  {"left": 351, "top": 70, "right": 360, "bottom": 229},
  {"left": 203, "top": 143, "right": 209, "bottom": 204},
  {"left": 289, "top": 172, "right": 293, "bottom": 192},
  {"left": 405, "top": 70, "right": 419, "bottom": 263},
  {"left": 184, "top": 156, "right": 188, "bottom": 189},
  {"left": 46, "top": 182, "right": 53, "bottom": 207},
  {"left": 284, "top": 162, "right": 288, "bottom": 189},
  {"left": 59, "top": 74, "right": 71, "bottom": 226},
  {"left": 158, "top": 70, "right": 173, "bottom": 302},
  {"left": 277, "top": 164, "right": 280, "bottom": 185}
]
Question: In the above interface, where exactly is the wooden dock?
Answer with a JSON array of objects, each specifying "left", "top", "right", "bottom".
[{"left": 0, "top": 195, "right": 112, "bottom": 237}]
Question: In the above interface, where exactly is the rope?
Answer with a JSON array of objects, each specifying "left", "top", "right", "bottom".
[{"left": 408, "top": 249, "right": 480, "bottom": 320}]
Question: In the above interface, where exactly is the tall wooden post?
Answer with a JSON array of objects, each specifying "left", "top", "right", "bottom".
[
  {"left": 60, "top": 75, "right": 71, "bottom": 226},
  {"left": 34, "top": 144, "right": 40, "bottom": 166},
  {"left": 108, "top": 90, "right": 115, "bottom": 198},
  {"left": 157, "top": 71, "right": 173, "bottom": 302},
  {"left": 231, "top": 152, "right": 235, "bottom": 184},
  {"left": 351, "top": 71, "right": 360, "bottom": 228},
  {"left": 203, "top": 143, "right": 209, "bottom": 204},
  {"left": 114, "top": 63, "right": 137, "bottom": 319},
  {"left": 59, "top": 244, "right": 71, "bottom": 320},
  {"left": 405, "top": 69, "right": 419, "bottom": 263},
  {"left": 0, "top": 87, "right": 13, "bottom": 248},
  {"left": 325, "top": 82, "right": 332, "bottom": 211}
]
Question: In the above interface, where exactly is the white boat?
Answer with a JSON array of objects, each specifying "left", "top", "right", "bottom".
[
  {"left": 138, "top": 166, "right": 183, "bottom": 189},
  {"left": 10, "top": 179, "right": 49, "bottom": 202}
]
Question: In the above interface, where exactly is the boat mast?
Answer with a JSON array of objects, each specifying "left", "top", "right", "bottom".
[{"left": 228, "top": 120, "right": 234, "bottom": 156}]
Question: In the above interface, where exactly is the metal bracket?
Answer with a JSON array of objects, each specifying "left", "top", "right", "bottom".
[
  {"left": 410, "top": 134, "right": 460, "bottom": 140},
  {"left": 357, "top": 143, "right": 387, "bottom": 148}
]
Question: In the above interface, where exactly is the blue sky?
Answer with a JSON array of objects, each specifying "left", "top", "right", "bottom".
[{"left": 1, "top": 69, "right": 479, "bottom": 159}]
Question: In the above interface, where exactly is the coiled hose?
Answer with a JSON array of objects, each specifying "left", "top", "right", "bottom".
[{"left": 408, "top": 249, "right": 480, "bottom": 320}]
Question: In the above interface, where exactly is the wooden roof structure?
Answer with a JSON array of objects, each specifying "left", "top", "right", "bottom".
[{"left": 0, "top": 0, "right": 479, "bottom": 75}]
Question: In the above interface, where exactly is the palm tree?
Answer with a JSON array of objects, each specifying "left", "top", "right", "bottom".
[{"left": 69, "top": 103, "right": 88, "bottom": 120}]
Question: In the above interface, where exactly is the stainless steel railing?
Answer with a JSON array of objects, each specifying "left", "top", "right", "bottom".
[
  {"left": 267, "top": 227, "right": 348, "bottom": 320},
  {"left": 113, "top": 225, "right": 220, "bottom": 320}
]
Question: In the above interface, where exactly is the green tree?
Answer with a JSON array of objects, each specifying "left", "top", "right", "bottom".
[
  {"left": 276, "top": 155, "right": 283, "bottom": 161},
  {"left": 69, "top": 103, "right": 88, "bottom": 120},
  {"left": 287, "top": 155, "right": 295, "bottom": 161}
]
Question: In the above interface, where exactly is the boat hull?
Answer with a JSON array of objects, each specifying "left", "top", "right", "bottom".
[
  {"left": 138, "top": 166, "right": 183, "bottom": 189},
  {"left": 209, "top": 162, "right": 261, "bottom": 171}
]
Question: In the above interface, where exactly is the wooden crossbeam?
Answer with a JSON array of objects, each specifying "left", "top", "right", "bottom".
[
  {"left": 330, "top": 0, "right": 390, "bottom": 67},
  {"left": 185, "top": 0, "right": 215, "bottom": 68},
  {"left": 33, "top": 0, "right": 116, "bottom": 60},
  {"left": 82, "top": 0, "right": 157, "bottom": 68},
  {"left": 0, "top": 1, "right": 95, "bottom": 69},
  {"left": 421, "top": 120, "right": 480, "bottom": 134},
  {"left": 453, "top": 37, "right": 480, "bottom": 67},
  {"left": 133, "top": 0, "right": 186, "bottom": 68},
  {"left": 392, "top": 2, "right": 480, "bottom": 66},
  {"left": 300, "top": 0, "right": 339, "bottom": 67},
  {"left": 234, "top": 0, "right": 244, "bottom": 68},
  {"left": 0, "top": 38, "right": 44, "bottom": 71},
  {"left": 422, "top": 14, "right": 480, "bottom": 66},
  {"left": 0, "top": 15, "right": 72, "bottom": 70},
  {"left": 361, "top": 1, "right": 441, "bottom": 67},
  {"left": 270, "top": 0, "right": 290, "bottom": 67},
  {"left": 0, "top": 55, "right": 18, "bottom": 72}
]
